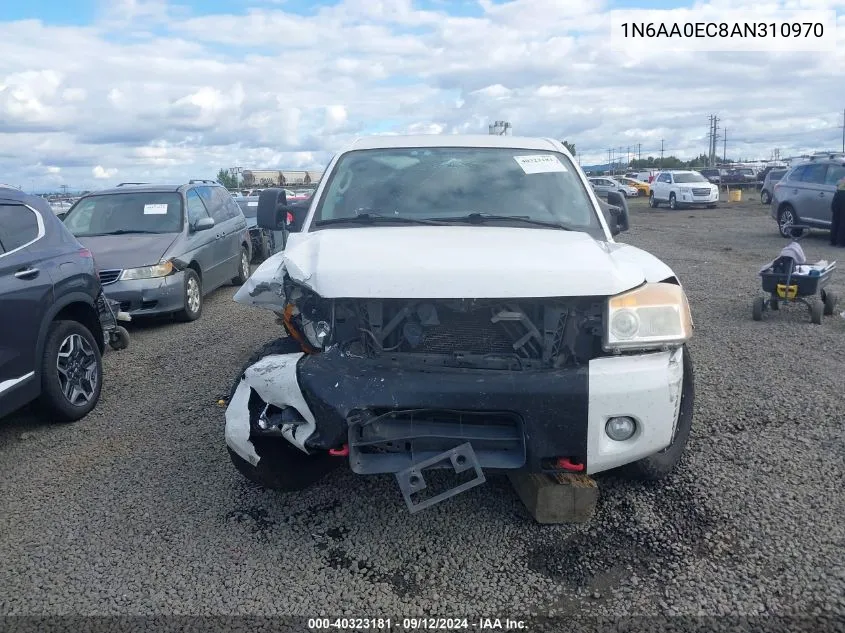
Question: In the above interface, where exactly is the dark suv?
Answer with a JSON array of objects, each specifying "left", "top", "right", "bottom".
[
  {"left": 63, "top": 181, "right": 251, "bottom": 321},
  {"left": 0, "top": 186, "right": 107, "bottom": 421}
]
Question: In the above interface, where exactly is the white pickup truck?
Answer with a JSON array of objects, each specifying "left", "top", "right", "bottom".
[{"left": 224, "top": 135, "right": 695, "bottom": 513}]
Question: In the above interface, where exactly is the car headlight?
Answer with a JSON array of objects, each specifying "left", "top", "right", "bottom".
[
  {"left": 119, "top": 260, "right": 174, "bottom": 281},
  {"left": 604, "top": 282, "right": 693, "bottom": 351}
]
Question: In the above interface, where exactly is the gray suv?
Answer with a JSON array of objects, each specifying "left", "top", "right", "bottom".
[
  {"left": 771, "top": 156, "right": 845, "bottom": 237},
  {"left": 62, "top": 181, "right": 252, "bottom": 321}
]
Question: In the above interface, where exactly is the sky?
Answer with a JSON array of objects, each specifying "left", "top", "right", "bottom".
[{"left": 1, "top": 0, "right": 844, "bottom": 191}]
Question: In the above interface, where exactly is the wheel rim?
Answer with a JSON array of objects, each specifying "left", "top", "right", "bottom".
[
  {"left": 779, "top": 209, "right": 794, "bottom": 234},
  {"left": 56, "top": 333, "right": 98, "bottom": 406},
  {"left": 241, "top": 251, "right": 249, "bottom": 278},
  {"left": 187, "top": 276, "right": 201, "bottom": 313},
  {"left": 670, "top": 196, "right": 676, "bottom": 209}
]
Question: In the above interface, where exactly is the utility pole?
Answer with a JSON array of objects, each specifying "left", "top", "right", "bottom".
[
  {"left": 660, "top": 140, "right": 664, "bottom": 168},
  {"left": 637, "top": 143, "right": 641, "bottom": 162},
  {"left": 723, "top": 128, "right": 727, "bottom": 164},
  {"left": 707, "top": 115, "right": 713, "bottom": 166}
]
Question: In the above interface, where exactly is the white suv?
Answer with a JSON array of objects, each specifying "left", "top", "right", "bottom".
[{"left": 649, "top": 170, "right": 719, "bottom": 210}]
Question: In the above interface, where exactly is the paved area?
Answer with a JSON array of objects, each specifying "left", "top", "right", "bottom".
[{"left": 1, "top": 195, "right": 843, "bottom": 620}]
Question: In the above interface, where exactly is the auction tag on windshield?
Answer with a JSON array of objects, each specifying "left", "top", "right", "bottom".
[
  {"left": 514, "top": 154, "right": 567, "bottom": 174},
  {"left": 247, "top": 201, "right": 258, "bottom": 207},
  {"left": 143, "top": 204, "right": 168, "bottom": 215}
]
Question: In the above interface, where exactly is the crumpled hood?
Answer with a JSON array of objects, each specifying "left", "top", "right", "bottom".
[
  {"left": 236, "top": 226, "right": 671, "bottom": 302},
  {"left": 76, "top": 233, "right": 179, "bottom": 270}
]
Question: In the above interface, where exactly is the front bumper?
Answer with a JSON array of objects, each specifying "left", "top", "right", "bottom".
[
  {"left": 678, "top": 190, "right": 719, "bottom": 205},
  {"left": 225, "top": 347, "right": 685, "bottom": 477},
  {"left": 101, "top": 271, "right": 186, "bottom": 316}
]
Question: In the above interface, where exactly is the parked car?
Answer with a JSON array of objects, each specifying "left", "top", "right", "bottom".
[
  {"left": 237, "top": 196, "right": 283, "bottom": 263},
  {"left": 649, "top": 170, "right": 719, "bottom": 209},
  {"left": 1, "top": 186, "right": 110, "bottom": 421},
  {"left": 224, "top": 135, "right": 695, "bottom": 514},
  {"left": 616, "top": 176, "right": 650, "bottom": 196},
  {"left": 588, "top": 177, "right": 639, "bottom": 198},
  {"left": 62, "top": 181, "right": 252, "bottom": 322},
  {"left": 770, "top": 156, "right": 845, "bottom": 237},
  {"left": 760, "top": 168, "right": 787, "bottom": 205},
  {"left": 698, "top": 168, "right": 722, "bottom": 184}
]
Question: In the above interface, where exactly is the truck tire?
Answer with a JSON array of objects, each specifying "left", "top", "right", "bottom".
[
  {"left": 620, "top": 345, "right": 694, "bottom": 480},
  {"left": 227, "top": 337, "right": 339, "bottom": 491}
]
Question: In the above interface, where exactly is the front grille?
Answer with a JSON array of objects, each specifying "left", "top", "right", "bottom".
[
  {"left": 98, "top": 269, "right": 122, "bottom": 285},
  {"left": 692, "top": 188, "right": 711, "bottom": 196},
  {"left": 412, "top": 309, "right": 515, "bottom": 356}
]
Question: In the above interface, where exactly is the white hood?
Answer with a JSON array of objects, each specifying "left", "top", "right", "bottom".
[{"left": 235, "top": 226, "right": 666, "bottom": 303}]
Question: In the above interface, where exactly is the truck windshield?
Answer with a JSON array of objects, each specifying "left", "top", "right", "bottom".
[
  {"left": 311, "top": 147, "right": 603, "bottom": 236},
  {"left": 63, "top": 192, "right": 184, "bottom": 236}
]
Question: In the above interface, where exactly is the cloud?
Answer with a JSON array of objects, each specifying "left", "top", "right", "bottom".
[
  {"left": 92, "top": 165, "right": 118, "bottom": 179},
  {"left": 0, "top": 0, "right": 843, "bottom": 191}
]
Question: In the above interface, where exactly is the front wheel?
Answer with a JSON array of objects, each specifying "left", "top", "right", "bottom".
[
  {"left": 620, "top": 346, "right": 694, "bottom": 480},
  {"left": 38, "top": 320, "right": 103, "bottom": 422},
  {"left": 232, "top": 246, "right": 250, "bottom": 285},
  {"left": 752, "top": 296, "right": 765, "bottom": 321},
  {"left": 822, "top": 290, "right": 837, "bottom": 316},
  {"left": 649, "top": 192, "right": 659, "bottom": 208},
  {"left": 176, "top": 269, "right": 202, "bottom": 322},
  {"left": 761, "top": 190, "right": 771, "bottom": 205},
  {"left": 777, "top": 205, "right": 797, "bottom": 238},
  {"left": 810, "top": 300, "right": 823, "bottom": 325},
  {"left": 669, "top": 193, "right": 678, "bottom": 210}
]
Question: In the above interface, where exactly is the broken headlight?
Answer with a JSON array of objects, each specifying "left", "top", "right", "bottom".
[{"left": 604, "top": 282, "right": 692, "bottom": 352}]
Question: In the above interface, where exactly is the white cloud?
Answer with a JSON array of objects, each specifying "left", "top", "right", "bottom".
[
  {"left": 0, "top": 0, "right": 843, "bottom": 190},
  {"left": 92, "top": 165, "right": 118, "bottom": 179}
]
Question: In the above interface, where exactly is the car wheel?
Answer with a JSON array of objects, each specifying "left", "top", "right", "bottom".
[
  {"left": 176, "top": 269, "right": 202, "bottom": 322},
  {"left": 227, "top": 337, "right": 339, "bottom": 491},
  {"left": 232, "top": 246, "right": 250, "bottom": 285},
  {"left": 258, "top": 233, "right": 272, "bottom": 261},
  {"left": 649, "top": 192, "right": 659, "bottom": 208},
  {"left": 761, "top": 190, "right": 771, "bottom": 205},
  {"left": 777, "top": 205, "right": 797, "bottom": 238},
  {"left": 620, "top": 345, "right": 694, "bottom": 480},
  {"left": 108, "top": 326, "right": 130, "bottom": 351},
  {"left": 669, "top": 193, "right": 678, "bottom": 210},
  {"left": 38, "top": 320, "right": 103, "bottom": 422}
]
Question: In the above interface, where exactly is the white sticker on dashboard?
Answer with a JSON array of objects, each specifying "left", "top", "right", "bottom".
[
  {"left": 514, "top": 154, "right": 567, "bottom": 174},
  {"left": 247, "top": 201, "right": 258, "bottom": 206},
  {"left": 143, "top": 204, "right": 168, "bottom": 215}
]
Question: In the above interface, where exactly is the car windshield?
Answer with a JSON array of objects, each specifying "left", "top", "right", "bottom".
[
  {"left": 312, "top": 147, "right": 602, "bottom": 235},
  {"left": 238, "top": 199, "right": 259, "bottom": 218},
  {"left": 674, "top": 173, "right": 709, "bottom": 184},
  {"left": 63, "top": 192, "right": 183, "bottom": 236}
]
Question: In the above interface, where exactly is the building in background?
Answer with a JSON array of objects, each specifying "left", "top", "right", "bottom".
[{"left": 242, "top": 170, "right": 324, "bottom": 187}]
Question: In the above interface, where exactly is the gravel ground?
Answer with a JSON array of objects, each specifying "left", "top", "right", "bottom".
[{"left": 1, "top": 194, "right": 844, "bottom": 624}]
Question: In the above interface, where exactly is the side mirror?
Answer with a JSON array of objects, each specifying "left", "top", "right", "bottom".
[
  {"left": 605, "top": 191, "right": 630, "bottom": 235},
  {"left": 257, "top": 188, "right": 289, "bottom": 230},
  {"left": 193, "top": 217, "right": 215, "bottom": 232}
]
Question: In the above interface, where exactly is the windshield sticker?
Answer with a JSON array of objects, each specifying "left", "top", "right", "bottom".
[
  {"left": 247, "top": 201, "right": 258, "bottom": 206},
  {"left": 514, "top": 154, "right": 567, "bottom": 174},
  {"left": 143, "top": 204, "right": 168, "bottom": 215}
]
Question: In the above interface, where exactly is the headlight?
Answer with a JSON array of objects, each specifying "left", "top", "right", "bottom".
[
  {"left": 604, "top": 282, "right": 693, "bottom": 351},
  {"left": 119, "top": 260, "right": 174, "bottom": 281}
]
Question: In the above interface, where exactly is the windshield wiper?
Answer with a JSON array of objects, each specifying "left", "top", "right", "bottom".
[
  {"left": 314, "top": 212, "right": 444, "bottom": 227},
  {"left": 422, "top": 212, "right": 573, "bottom": 230},
  {"left": 86, "top": 229, "right": 166, "bottom": 235}
]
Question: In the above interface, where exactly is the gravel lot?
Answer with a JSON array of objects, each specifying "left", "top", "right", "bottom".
[{"left": 1, "top": 193, "right": 844, "bottom": 623}]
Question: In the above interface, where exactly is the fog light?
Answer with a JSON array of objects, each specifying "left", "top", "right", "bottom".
[{"left": 605, "top": 416, "right": 636, "bottom": 441}]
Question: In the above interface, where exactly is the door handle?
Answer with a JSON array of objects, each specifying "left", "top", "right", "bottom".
[
  {"left": 819, "top": 192, "right": 826, "bottom": 197},
  {"left": 15, "top": 267, "right": 39, "bottom": 279}
]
